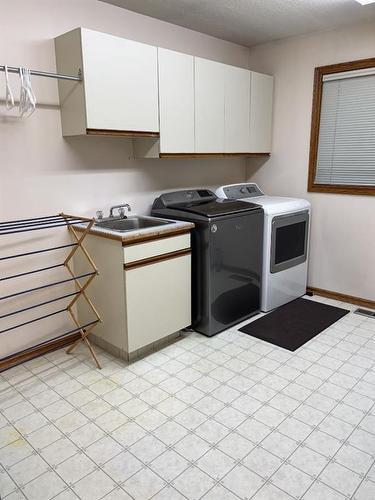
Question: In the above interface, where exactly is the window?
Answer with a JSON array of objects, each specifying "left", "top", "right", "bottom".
[{"left": 308, "top": 58, "right": 375, "bottom": 195}]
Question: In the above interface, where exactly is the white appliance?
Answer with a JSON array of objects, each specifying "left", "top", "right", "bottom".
[{"left": 216, "top": 183, "right": 311, "bottom": 312}]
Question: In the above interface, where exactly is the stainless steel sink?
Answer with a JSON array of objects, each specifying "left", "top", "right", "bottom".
[{"left": 95, "top": 216, "right": 174, "bottom": 232}]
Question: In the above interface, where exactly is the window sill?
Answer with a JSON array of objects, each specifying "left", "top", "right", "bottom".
[{"left": 307, "top": 183, "right": 375, "bottom": 196}]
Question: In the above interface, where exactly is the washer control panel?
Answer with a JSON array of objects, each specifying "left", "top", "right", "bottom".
[{"left": 156, "top": 189, "right": 216, "bottom": 207}]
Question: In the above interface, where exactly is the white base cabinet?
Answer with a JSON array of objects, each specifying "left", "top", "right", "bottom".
[{"left": 74, "top": 232, "right": 191, "bottom": 360}]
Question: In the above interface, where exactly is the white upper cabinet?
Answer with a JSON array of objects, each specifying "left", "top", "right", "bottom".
[
  {"left": 224, "top": 65, "right": 251, "bottom": 153},
  {"left": 158, "top": 48, "right": 194, "bottom": 154},
  {"left": 55, "top": 28, "right": 159, "bottom": 136},
  {"left": 195, "top": 57, "right": 225, "bottom": 153},
  {"left": 55, "top": 27, "right": 273, "bottom": 154},
  {"left": 249, "top": 71, "right": 274, "bottom": 153}
]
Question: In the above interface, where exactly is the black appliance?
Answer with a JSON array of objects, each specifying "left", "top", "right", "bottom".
[{"left": 152, "top": 189, "right": 263, "bottom": 336}]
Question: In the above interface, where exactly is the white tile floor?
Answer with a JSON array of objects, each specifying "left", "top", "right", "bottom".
[{"left": 1, "top": 295, "right": 375, "bottom": 500}]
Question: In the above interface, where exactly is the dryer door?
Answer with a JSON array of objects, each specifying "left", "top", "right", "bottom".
[{"left": 270, "top": 210, "right": 309, "bottom": 274}]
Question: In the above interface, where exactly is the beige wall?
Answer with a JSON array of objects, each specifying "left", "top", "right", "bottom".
[
  {"left": 247, "top": 21, "right": 375, "bottom": 302},
  {"left": 0, "top": 0, "right": 248, "bottom": 358}
]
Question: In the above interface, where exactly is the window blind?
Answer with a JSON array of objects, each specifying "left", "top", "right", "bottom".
[{"left": 315, "top": 72, "right": 375, "bottom": 186}]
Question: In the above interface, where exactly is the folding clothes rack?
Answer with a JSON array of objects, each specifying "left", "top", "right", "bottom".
[{"left": 0, "top": 213, "right": 102, "bottom": 369}]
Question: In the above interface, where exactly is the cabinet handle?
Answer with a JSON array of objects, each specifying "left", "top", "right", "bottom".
[{"left": 124, "top": 248, "right": 191, "bottom": 270}]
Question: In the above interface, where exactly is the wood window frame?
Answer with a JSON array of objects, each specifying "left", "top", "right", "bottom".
[{"left": 308, "top": 57, "right": 375, "bottom": 196}]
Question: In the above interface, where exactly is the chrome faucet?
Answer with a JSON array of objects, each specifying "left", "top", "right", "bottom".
[{"left": 109, "top": 204, "right": 131, "bottom": 218}]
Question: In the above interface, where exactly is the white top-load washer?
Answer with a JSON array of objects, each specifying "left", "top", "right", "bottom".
[{"left": 216, "top": 183, "right": 311, "bottom": 312}]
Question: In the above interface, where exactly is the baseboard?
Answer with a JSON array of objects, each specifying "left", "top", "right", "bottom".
[
  {"left": 0, "top": 333, "right": 81, "bottom": 372},
  {"left": 90, "top": 330, "right": 182, "bottom": 362},
  {"left": 307, "top": 286, "right": 375, "bottom": 310}
]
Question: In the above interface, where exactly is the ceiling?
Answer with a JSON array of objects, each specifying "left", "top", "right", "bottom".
[{"left": 101, "top": 0, "right": 375, "bottom": 47}]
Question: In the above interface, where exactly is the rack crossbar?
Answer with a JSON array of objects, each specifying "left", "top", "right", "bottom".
[
  {"left": 0, "top": 272, "right": 96, "bottom": 301},
  {"left": 34, "top": 320, "right": 99, "bottom": 350},
  {"left": 0, "top": 263, "right": 64, "bottom": 282},
  {"left": 0, "top": 215, "right": 62, "bottom": 226},
  {"left": 0, "top": 320, "right": 99, "bottom": 365},
  {"left": 0, "top": 291, "right": 80, "bottom": 320},
  {"left": 0, "top": 307, "right": 67, "bottom": 334},
  {"left": 0, "top": 220, "right": 85, "bottom": 235},
  {"left": 0, "top": 243, "right": 77, "bottom": 261},
  {"left": 0, "top": 217, "right": 71, "bottom": 230}
]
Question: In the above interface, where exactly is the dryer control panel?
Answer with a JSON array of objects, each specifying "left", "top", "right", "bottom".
[{"left": 220, "top": 183, "right": 264, "bottom": 200}]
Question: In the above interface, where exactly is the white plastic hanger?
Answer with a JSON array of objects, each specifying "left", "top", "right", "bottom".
[
  {"left": 19, "top": 67, "right": 36, "bottom": 117},
  {"left": 4, "top": 65, "right": 15, "bottom": 110}
]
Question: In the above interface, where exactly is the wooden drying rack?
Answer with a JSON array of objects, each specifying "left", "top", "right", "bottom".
[{"left": 0, "top": 213, "right": 102, "bottom": 371}]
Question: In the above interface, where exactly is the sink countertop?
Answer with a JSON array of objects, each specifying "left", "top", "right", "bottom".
[{"left": 73, "top": 216, "right": 194, "bottom": 245}]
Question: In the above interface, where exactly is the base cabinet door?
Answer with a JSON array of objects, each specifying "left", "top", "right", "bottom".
[{"left": 124, "top": 254, "right": 191, "bottom": 352}]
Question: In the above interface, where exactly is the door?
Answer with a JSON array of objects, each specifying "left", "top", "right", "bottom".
[
  {"left": 158, "top": 48, "right": 195, "bottom": 153},
  {"left": 270, "top": 211, "right": 309, "bottom": 274},
  {"left": 195, "top": 57, "right": 225, "bottom": 153},
  {"left": 225, "top": 65, "right": 251, "bottom": 153},
  {"left": 124, "top": 254, "right": 191, "bottom": 352},
  {"left": 249, "top": 71, "right": 274, "bottom": 153},
  {"left": 81, "top": 29, "right": 159, "bottom": 132}
]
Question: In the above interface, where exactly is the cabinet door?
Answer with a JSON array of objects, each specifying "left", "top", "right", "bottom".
[
  {"left": 195, "top": 57, "right": 225, "bottom": 153},
  {"left": 125, "top": 254, "right": 191, "bottom": 352},
  {"left": 225, "top": 65, "right": 251, "bottom": 153},
  {"left": 81, "top": 29, "right": 159, "bottom": 132},
  {"left": 249, "top": 72, "right": 274, "bottom": 153},
  {"left": 158, "top": 48, "right": 194, "bottom": 153}
]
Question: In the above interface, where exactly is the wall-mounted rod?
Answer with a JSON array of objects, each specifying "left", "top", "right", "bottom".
[{"left": 0, "top": 65, "right": 82, "bottom": 82}]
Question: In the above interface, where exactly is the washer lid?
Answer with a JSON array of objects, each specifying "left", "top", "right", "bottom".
[
  {"left": 172, "top": 199, "right": 261, "bottom": 217},
  {"left": 152, "top": 188, "right": 262, "bottom": 218}
]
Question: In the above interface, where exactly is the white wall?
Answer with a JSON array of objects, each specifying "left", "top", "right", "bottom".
[
  {"left": 247, "top": 21, "right": 375, "bottom": 301},
  {"left": 0, "top": 0, "right": 248, "bottom": 358}
]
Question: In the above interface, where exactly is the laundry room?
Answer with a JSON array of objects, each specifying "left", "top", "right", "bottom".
[{"left": 0, "top": 1, "right": 375, "bottom": 499}]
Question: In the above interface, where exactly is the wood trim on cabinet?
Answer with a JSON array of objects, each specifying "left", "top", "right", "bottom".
[
  {"left": 73, "top": 226, "right": 192, "bottom": 245},
  {"left": 122, "top": 228, "right": 192, "bottom": 247},
  {"left": 307, "top": 286, "right": 375, "bottom": 310},
  {"left": 86, "top": 128, "right": 160, "bottom": 138},
  {"left": 124, "top": 248, "right": 191, "bottom": 270},
  {"left": 159, "top": 152, "right": 270, "bottom": 159},
  {"left": 0, "top": 333, "right": 81, "bottom": 372},
  {"left": 308, "top": 57, "right": 375, "bottom": 197}
]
